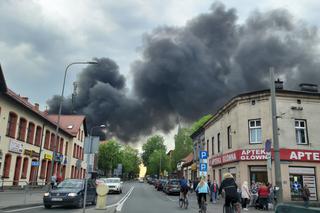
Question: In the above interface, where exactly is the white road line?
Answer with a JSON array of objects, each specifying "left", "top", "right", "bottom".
[
  {"left": 166, "top": 196, "right": 177, "bottom": 202},
  {"left": 3, "top": 205, "right": 43, "bottom": 213},
  {"left": 115, "top": 186, "right": 134, "bottom": 212}
]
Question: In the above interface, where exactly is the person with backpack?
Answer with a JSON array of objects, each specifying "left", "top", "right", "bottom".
[{"left": 249, "top": 181, "right": 258, "bottom": 208}]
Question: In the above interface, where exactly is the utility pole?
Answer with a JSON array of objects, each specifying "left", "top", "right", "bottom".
[
  {"left": 270, "top": 67, "right": 283, "bottom": 203},
  {"left": 159, "top": 153, "right": 162, "bottom": 178}
]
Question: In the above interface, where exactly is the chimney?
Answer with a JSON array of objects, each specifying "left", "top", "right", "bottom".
[
  {"left": 34, "top": 103, "right": 39, "bottom": 110},
  {"left": 275, "top": 79, "right": 284, "bottom": 90},
  {"left": 21, "top": 96, "right": 29, "bottom": 102},
  {"left": 299, "top": 83, "right": 318, "bottom": 93}
]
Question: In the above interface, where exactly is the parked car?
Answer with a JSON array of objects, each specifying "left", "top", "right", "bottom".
[
  {"left": 154, "top": 179, "right": 160, "bottom": 189},
  {"left": 100, "top": 177, "right": 123, "bottom": 194},
  {"left": 43, "top": 179, "right": 97, "bottom": 209},
  {"left": 157, "top": 179, "right": 167, "bottom": 191},
  {"left": 163, "top": 179, "right": 180, "bottom": 195},
  {"left": 138, "top": 177, "right": 144, "bottom": 183}
]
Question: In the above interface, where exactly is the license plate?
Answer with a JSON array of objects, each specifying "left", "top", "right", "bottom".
[{"left": 52, "top": 198, "right": 63, "bottom": 201}]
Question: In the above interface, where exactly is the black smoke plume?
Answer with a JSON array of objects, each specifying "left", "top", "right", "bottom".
[{"left": 47, "top": 2, "right": 320, "bottom": 142}]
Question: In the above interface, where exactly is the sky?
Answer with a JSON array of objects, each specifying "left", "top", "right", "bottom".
[{"left": 1, "top": 0, "right": 320, "bottom": 150}]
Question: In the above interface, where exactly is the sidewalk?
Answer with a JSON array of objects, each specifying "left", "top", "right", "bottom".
[{"left": 0, "top": 190, "right": 44, "bottom": 209}]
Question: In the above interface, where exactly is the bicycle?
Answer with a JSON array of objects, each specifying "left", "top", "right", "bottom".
[
  {"left": 179, "top": 192, "right": 189, "bottom": 209},
  {"left": 223, "top": 201, "right": 240, "bottom": 213},
  {"left": 199, "top": 195, "right": 207, "bottom": 213}
]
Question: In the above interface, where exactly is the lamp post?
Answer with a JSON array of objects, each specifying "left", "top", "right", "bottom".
[{"left": 49, "top": 61, "right": 98, "bottom": 185}]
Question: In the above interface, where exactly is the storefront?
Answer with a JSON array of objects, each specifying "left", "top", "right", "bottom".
[{"left": 249, "top": 166, "right": 267, "bottom": 184}]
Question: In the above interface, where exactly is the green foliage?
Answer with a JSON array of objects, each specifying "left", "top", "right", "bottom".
[
  {"left": 141, "top": 135, "right": 166, "bottom": 166},
  {"left": 171, "top": 128, "right": 193, "bottom": 170},
  {"left": 147, "top": 149, "right": 170, "bottom": 176},
  {"left": 190, "top": 114, "right": 213, "bottom": 134},
  {"left": 120, "top": 145, "right": 141, "bottom": 178},
  {"left": 98, "top": 139, "right": 121, "bottom": 176}
]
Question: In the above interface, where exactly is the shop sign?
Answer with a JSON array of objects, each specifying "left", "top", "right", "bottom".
[
  {"left": 280, "top": 149, "right": 320, "bottom": 162},
  {"left": 8, "top": 139, "right": 24, "bottom": 154},
  {"left": 55, "top": 153, "right": 63, "bottom": 162},
  {"left": 191, "top": 163, "right": 197, "bottom": 171},
  {"left": 31, "top": 161, "right": 40, "bottom": 167},
  {"left": 44, "top": 153, "right": 53, "bottom": 160},
  {"left": 24, "top": 149, "right": 40, "bottom": 158}
]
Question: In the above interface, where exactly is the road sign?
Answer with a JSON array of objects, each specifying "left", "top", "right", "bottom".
[
  {"left": 265, "top": 139, "right": 272, "bottom": 152},
  {"left": 199, "top": 151, "right": 208, "bottom": 159},
  {"left": 199, "top": 163, "right": 207, "bottom": 172},
  {"left": 199, "top": 171, "right": 207, "bottom": 177},
  {"left": 31, "top": 161, "right": 40, "bottom": 167}
]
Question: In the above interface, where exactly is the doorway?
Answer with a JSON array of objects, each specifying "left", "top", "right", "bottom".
[{"left": 13, "top": 156, "right": 22, "bottom": 186}]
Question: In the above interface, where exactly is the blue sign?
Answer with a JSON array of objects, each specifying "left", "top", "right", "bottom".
[
  {"left": 31, "top": 161, "right": 40, "bottom": 167},
  {"left": 199, "top": 163, "right": 207, "bottom": 172},
  {"left": 265, "top": 139, "right": 272, "bottom": 152},
  {"left": 199, "top": 151, "right": 208, "bottom": 159}
]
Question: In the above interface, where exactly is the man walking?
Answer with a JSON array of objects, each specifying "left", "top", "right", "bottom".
[
  {"left": 210, "top": 180, "right": 219, "bottom": 203},
  {"left": 302, "top": 184, "right": 311, "bottom": 208}
]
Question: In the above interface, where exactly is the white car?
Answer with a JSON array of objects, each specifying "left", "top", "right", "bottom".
[{"left": 101, "top": 178, "right": 123, "bottom": 194}]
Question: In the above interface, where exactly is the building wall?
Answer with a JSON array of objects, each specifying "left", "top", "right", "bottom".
[{"left": 0, "top": 94, "right": 86, "bottom": 186}]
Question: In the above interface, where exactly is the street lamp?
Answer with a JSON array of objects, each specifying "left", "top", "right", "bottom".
[{"left": 49, "top": 61, "right": 98, "bottom": 184}]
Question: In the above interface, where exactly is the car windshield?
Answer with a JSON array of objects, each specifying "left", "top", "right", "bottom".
[
  {"left": 106, "top": 179, "right": 120, "bottom": 183},
  {"left": 57, "top": 180, "right": 83, "bottom": 188},
  {"left": 169, "top": 180, "right": 179, "bottom": 185}
]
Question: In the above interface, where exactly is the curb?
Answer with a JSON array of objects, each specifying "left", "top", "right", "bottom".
[{"left": 0, "top": 203, "right": 42, "bottom": 211}]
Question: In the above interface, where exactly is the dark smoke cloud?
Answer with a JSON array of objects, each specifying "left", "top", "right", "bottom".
[{"left": 48, "top": 2, "right": 320, "bottom": 142}]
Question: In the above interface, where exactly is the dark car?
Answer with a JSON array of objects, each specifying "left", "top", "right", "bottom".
[
  {"left": 163, "top": 179, "right": 180, "bottom": 195},
  {"left": 43, "top": 179, "right": 97, "bottom": 209},
  {"left": 157, "top": 179, "right": 168, "bottom": 191}
]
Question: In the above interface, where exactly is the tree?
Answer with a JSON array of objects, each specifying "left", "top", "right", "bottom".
[
  {"left": 190, "top": 114, "right": 212, "bottom": 134},
  {"left": 171, "top": 128, "right": 193, "bottom": 170},
  {"left": 147, "top": 149, "right": 170, "bottom": 176},
  {"left": 120, "top": 145, "right": 141, "bottom": 179},
  {"left": 97, "top": 140, "right": 121, "bottom": 176},
  {"left": 141, "top": 135, "right": 166, "bottom": 167}
]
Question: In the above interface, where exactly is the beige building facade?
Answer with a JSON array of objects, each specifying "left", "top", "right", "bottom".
[
  {"left": 0, "top": 66, "right": 87, "bottom": 186},
  {"left": 203, "top": 86, "right": 320, "bottom": 202}
]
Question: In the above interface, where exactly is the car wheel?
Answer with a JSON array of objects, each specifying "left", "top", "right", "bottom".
[
  {"left": 120, "top": 189, "right": 122, "bottom": 194},
  {"left": 44, "top": 204, "right": 52, "bottom": 209}
]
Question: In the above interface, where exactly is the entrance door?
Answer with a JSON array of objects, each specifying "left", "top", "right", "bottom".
[
  {"left": 29, "top": 160, "right": 38, "bottom": 184},
  {"left": 249, "top": 166, "right": 268, "bottom": 184},
  {"left": 13, "top": 156, "right": 22, "bottom": 186}
]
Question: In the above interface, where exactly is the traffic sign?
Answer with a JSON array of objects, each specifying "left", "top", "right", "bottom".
[
  {"left": 31, "top": 161, "right": 40, "bottom": 167},
  {"left": 199, "top": 171, "right": 207, "bottom": 177},
  {"left": 265, "top": 139, "right": 272, "bottom": 152},
  {"left": 199, "top": 163, "right": 207, "bottom": 172},
  {"left": 199, "top": 151, "right": 208, "bottom": 159}
]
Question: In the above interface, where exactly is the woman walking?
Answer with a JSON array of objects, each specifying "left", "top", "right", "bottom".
[{"left": 241, "top": 181, "right": 250, "bottom": 211}]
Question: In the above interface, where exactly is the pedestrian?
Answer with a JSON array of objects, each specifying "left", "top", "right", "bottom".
[
  {"left": 241, "top": 181, "right": 250, "bottom": 211},
  {"left": 302, "top": 184, "right": 311, "bottom": 208},
  {"left": 210, "top": 180, "right": 219, "bottom": 203},
  {"left": 56, "top": 174, "right": 63, "bottom": 185},
  {"left": 258, "top": 183, "right": 269, "bottom": 210},
  {"left": 249, "top": 181, "right": 258, "bottom": 208},
  {"left": 50, "top": 174, "right": 57, "bottom": 189}
]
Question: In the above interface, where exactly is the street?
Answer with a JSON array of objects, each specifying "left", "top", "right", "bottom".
[{"left": 0, "top": 182, "right": 274, "bottom": 213}]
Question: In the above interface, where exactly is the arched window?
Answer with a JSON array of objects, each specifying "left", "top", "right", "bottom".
[
  {"left": 50, "top": 133, "right": 55, "bottom": 151},
  {"left": 46, "top": 161, "right": 52, "bottom": 183},
  {"left": 40, "top": 160, "right": 47, "bottom": 179},
  {"left": 34, "top": 126, "right": 42, "bottom": 146},
  {"left": 73, "top": 144, "right": 76, "bottom": 158},
  {"left": 21, "top": 157, "right": 29, "bottom": 178},
  {"left": 83, "top": 169, "right": 86, "bottom": 179},
  {"left": 6, "top": 112, "right": 17, "bottom": 138},
  {"left": 71, "top": 166, "right": 75, "bottom": 178},
  {"left": 56, "top": 136, "right": 60, "bottom": 152},
  {"left": 3, "top": 154, "right": 12, "bottom": 178},
  {"left": 62, "top": 165, "right": 66, "bottom": 180},
  {"left": 44, "top": 130, "right": 50, "bottom": 149},
  {"left": 17, "top": 117, "right": 27, "bottom": 141},
  {"left": 26, "top": 122, "right": 35, "bottom": 144},
  {"left": 59, "top": 138, "right": 64, "bottom": 154},
  {"left": 65, "top": 141, "right": 69, "bottom": 156}
]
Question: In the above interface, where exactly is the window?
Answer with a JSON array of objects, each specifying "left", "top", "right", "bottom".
[
  {"left": 211, "top": 137, "right": 214, "bottom": 155},
  {"left": 34, "top": 126, "right": 42, "bottom": 146},
  {"left": 21, "top": 158, "right": 29, "bottom": 178},
  {"left": 295, "top": 120, "right": 308, "bottom": 144},
  {"left": 50, "top": 133, "right": 55, "bottom": 151},
  {"left": 73, "top": 144, "right": 76, "bottom": 158},
  {"left": 40, "top": 160, "right": 47, "bottom": 179},
  {"left": 3, "top": 154, "right": 12, "bottom": 178},
  {"left": 44, "top": 130, "right": 50, "bottom": 149},
  {"left": 56, "top": 136, "right": 60, "bottom": 152},
  {"left": 249, "top": 119, "right": 262, "bottom": 144},
  {"left": 227, "top": 126, "right": 232, "bottom": 149},
  {"left": 207, "top": 139, "right": 209, "bottom": 153},
  {"left": 6, "top": 112, "right": 17, "bottom": 138},
  {"left": 17, "top": 118, "right": 27, "bottom": 141},
  {"left": 59, "top": 138, "right": 64, "bottom": 154},
  {"left": 65, "top": 141, "right": 69, "bottom": 156},
  {"left": 26, "top": 122, "right": 35, "bottom": 144},
  {"left": 217, "top": 133, "right": 221, "bottom": 153}
]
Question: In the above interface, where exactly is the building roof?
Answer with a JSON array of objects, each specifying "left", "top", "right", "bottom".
[
  {"left": 181, "top": 152, "right": 193, "bottom": 164},
  {"left": 0, "top": 64, "right": 86, "bottom": 137},
  {"left": 47, "top": 115, "right": 87, "bottom": 137}
]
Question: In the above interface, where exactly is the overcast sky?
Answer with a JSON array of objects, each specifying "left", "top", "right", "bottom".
[{"left": 1, "top": 0, "right": 320, "bottom": 150}]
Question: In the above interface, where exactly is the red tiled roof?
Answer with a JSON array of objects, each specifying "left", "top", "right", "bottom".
[
  {"left": 47, "top": 115, "right": 86, "bottom": 137},
  {"left": 181, "top": 152, "right": 193, "bottom": 164}
]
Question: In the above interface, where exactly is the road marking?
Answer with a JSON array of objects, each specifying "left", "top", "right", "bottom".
[
  {"left": 3, "top": 205, "right": 43, "bottom": 213},
  {"left": 115, "top": 186, "right": 134, "bottom": 212},
  {"left": 166, "top": 196, "right": 177, "bottom": 202}
]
